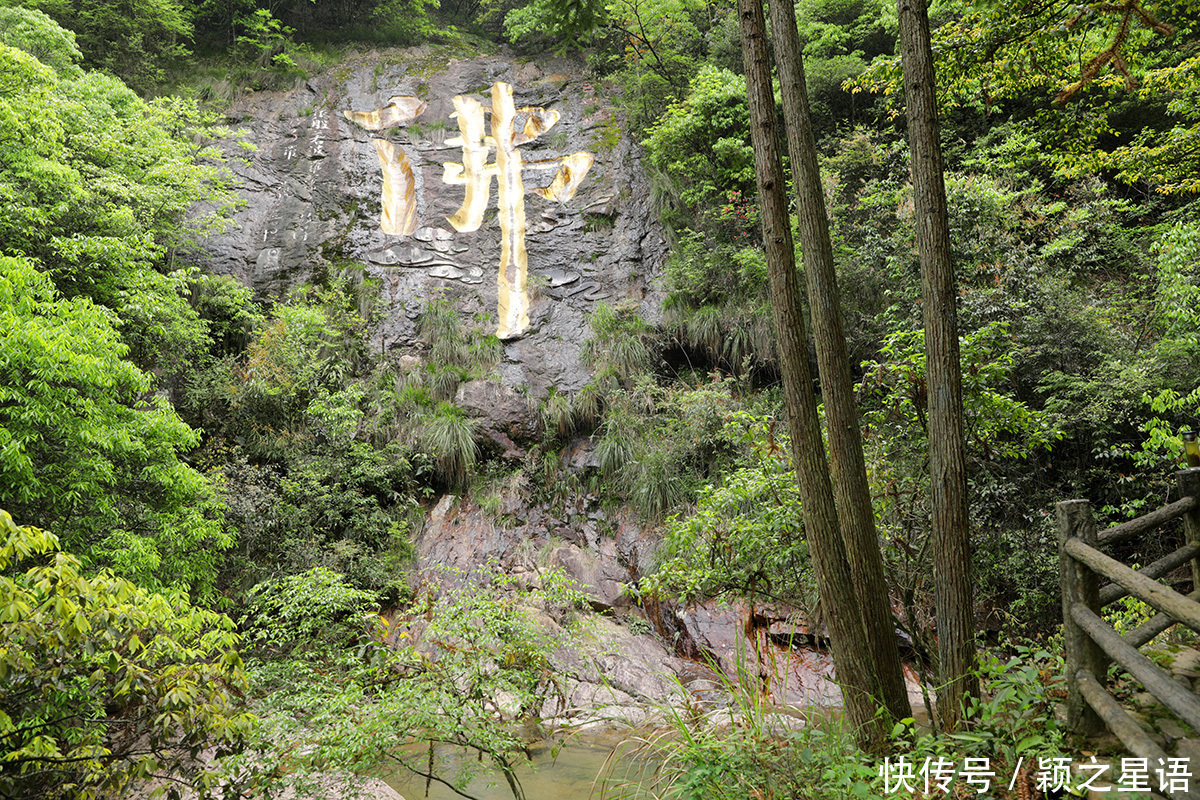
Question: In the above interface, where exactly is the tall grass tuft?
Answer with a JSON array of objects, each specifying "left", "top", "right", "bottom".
[
  {"left": 415, "top": 403, "right": 479, "bottom": 488},
  {"left": 426, "top": 364, "right": 465, "bottom": 402},
  {"left": 540, "top": 389, "right": 576, "bottom": 440},
  {"left": 418, "top": 298, "right": 460, "bottom": 354},
  {"left": 686, "top": 304, "right": 723, "bottom": 361},
  {"left": 572, "top": 374, "right": 613, "bottom": 430},
  {"left": 583, "top": 302, "right": 659, "bottom": 382},
  {"left": 596, "top": 638, "right": 878, "bottom": 800},
  {"left": 623, "top": 447, "right": 687, "bottom": 520},
  {"left": 595, "top": 406, "right": 636, "bottom": 478},
  {"left": 417, "top": 298, "right": 501, "bottom": 376}
]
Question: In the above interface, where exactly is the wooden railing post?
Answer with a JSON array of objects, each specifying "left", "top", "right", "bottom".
[
  {"left": 1176, "top": 468, "right": 1200, "bottom": 592},
  {"left": 1057, "top": 499, "right": 1107, "bottom": 734}
]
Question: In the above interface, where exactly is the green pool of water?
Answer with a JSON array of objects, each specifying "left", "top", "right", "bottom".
[{"left": 383, "top": 734, "right": 657, "bottom": 800}]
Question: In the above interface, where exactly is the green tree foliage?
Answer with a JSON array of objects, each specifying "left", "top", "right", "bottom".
[
  {"left": 501, "top": 0, "right": 712, "bottom": 135},
  {"left": 593, "top": 374, "right": 777, "bottom": 520},
  {"left": 504, "top": 0, "right": 705, "bottom": 89},
  {"left": 794, "top": 0, "right": 895, "bottom": 128},
  {"left": 854, "top": 0, "right": 1200, "bottom": 194},
  {"left": 216, "top": 439, "right": 419, "bottom": 597},
  {"left": 185, "top": 284, "right": 419, "bottom": 595},
  {"left": 1100, "top": 223, "right": 1200, "bottom": 492},
  {"left": 601, "top": 0, "right": 708, "bottom": 90},
  {"left": 190, "top": 272, "right": 265, "bottom": 358},
  {"left": 0, "top": 256, "right": 227, "bottom": 593},
  {"left": 195, "top": 298, "right": 369, "bottom": 450},
  {"left": 241, "top": 566, "right": 380, "bottom": 650},
  {"left": 860, "top": 322, "right": 1063, "bottom": 625},
  {"left": 0, "top": 6, "right": 83, "bottom": 77},
  {"left": 0, "top": 510, "right": 254, "bottom": 800},
  {"left": 502, "top": 0, "right": 607, "bottom": 46},
  {"left": 16, "top": 0, "right": 194, "bottom": 93},
  {"left": 245, "top": 565, "right": 585, "bottom": 799},
  {"left": 645, "top": 411, "right": 812, "bottom": 607},
  {"left": 710, "top": 119, "right": 1188, "bottom": 637},
  {"left": 184, "top": 289, "right": 505, "bottom": 595},
  {"left": 190, "top": 0, "right": 436, "bottom": 54},
  {"left": 232, "top": 8, "right": 296, "bottom": 67},
  {"left": 637, "top": 68, "right": 778, "bottom": 379},
  {"left": 643, "top": 65, "right": 755, "bottom": 222},
  {"left": 1152, "top": 219, "right": 1200, "bottom": 340},
  {"left": 0, "top": 28, "right": 238, "bottom": 377},
  {"left": 0, "top": 44, "right": 68, "bottom": 248}
]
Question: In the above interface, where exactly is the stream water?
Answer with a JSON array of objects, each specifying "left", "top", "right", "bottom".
[
  {"left": 380, "top": 599, "right": 928, "bottom": 800},
  {"left": 383, "top": 733, "right": 657, "bottom": 800}
]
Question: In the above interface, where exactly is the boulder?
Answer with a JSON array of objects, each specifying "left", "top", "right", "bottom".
[
  {"left": 455, "top": 378, "right": 540, "bottom": 444},
  {"left": 547, "top": 542, "right": 629, "bottom": 611}
]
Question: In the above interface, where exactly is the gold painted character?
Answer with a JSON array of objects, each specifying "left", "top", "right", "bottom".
[
  {"left": 342, "top": 96, "right": 427, "bottom": 236},
  {"left": 442, "top": 82, "right": 594, "bottom": 339}
]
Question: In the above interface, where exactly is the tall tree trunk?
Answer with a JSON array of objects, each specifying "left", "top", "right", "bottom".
[
  {"left": 897, "top": 0, "right": 979, "bottom": 729},
  {"left": 738, "top": 0, "right": 889, "bottom": 750},
  {"left": 767, "top": 0, "right": 913, "bottom": 724}
]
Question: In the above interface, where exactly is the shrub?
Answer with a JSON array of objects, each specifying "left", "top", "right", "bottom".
[
  {"left": 241, "top": 566, "right": 380, "bottom": 651},
  {"left": 0, "top": 510, "right": 254, "bottom": 800}
]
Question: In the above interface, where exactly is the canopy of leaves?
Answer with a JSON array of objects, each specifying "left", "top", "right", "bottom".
[
  {"left": 184, "top": 288, "right": 518, "bottom": 596},
  {"left": 645, "top": 412, "right": 813, "bottom": 607},
  {"left": 794, "top": 0, "right": 896, "bottom": 127},
  {"left": 853, "top": 0, "right": 1200, "bottom": 193},
  {"left": 14, "top": 0, "right": 193, "bottom": 92},
  {"left": 643, "top": 65, "right": 755, "bottom": 220},
  {"left": 0, "top": 510, "right": 254, "bottom": 800},
  {"left": 0, "top": 256, "right": 227, "bottom": 593},
  {"left": 0, "top": 29, "right": 239, "bottom": 375},
  {"left": 503, "top": 0, "right": 607, "bottom": 47},
  {"left": 0, "top": 5, "right": 82, "bottom": 77},
  {"left": 241, "top": 566, "right": 380, "bottom": 651}
]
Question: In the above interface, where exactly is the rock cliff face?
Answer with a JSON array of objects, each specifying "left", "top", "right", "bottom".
[
  {"left": 191, "top": 47, "right": 883, "bottom": 726},
  {"left": 414, "top": 484, "right": 882, "bottom": 724},
  {"left": 195, "top": 44, "right": 668, "bottom": 397}
]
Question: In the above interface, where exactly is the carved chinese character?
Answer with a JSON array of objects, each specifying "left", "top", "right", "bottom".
[
  {"left": 343, "top": 96, "right": 427, "bottom": 236},
  {"left": 443, "top": 82, "right": 593, "bottom": 338},
  {"left": 346, "top": 84, "right": 593, "bottom": 340}
]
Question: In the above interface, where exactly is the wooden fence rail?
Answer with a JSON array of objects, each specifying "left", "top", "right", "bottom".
[{"left": 1058, "top": 467, "right": 1200, "bottom": 800}]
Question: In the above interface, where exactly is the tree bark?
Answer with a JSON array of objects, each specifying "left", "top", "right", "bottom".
[
  {"left": 767, "top": 0, "right": 913, "bottom": 724},
  {"left": 738, "top": 0, "right": 889, "bottom": 749},
  {"left": 896, "top": 0, "right": 979, "bottom": 729}
]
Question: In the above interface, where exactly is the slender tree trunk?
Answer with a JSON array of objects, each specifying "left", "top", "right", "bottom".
[
  {"left": 896, "top": 0, "right": 979, "bottom": 729},
  {"left": 738, "top": 0, "right": 889, "bottom": 750},
  {"left": 767, "top": 0, "right": 913, "bottom": 724}
]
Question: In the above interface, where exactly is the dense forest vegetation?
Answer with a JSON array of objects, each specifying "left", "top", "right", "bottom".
[{"left": 2, "top": 0, "right": 1200, "bottom": 792}]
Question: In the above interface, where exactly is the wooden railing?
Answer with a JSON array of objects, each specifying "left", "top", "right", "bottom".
[{"left": 1058, "top": 467, "right": 1200, "bottom": 799}]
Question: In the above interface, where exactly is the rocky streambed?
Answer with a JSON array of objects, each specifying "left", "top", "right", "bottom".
[{"left": 411, "top": 451, "right": 924, "bottom": 730}]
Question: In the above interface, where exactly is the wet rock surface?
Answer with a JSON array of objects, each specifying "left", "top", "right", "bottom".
[
  {"left": 193, "top": 45, "right": 668, "bottom": 400},
  {"left": 409, "top": 466, "right": 920, "bottom": 727}
]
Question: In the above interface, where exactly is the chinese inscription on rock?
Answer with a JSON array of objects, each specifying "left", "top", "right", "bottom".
[{"left": 344, "top": 82, "right": 594, "bottom": 339}]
